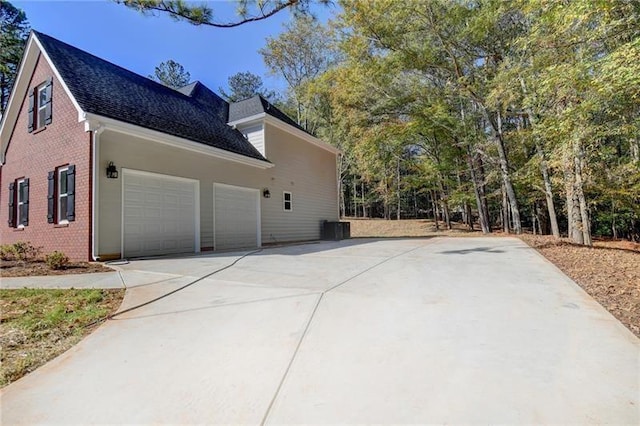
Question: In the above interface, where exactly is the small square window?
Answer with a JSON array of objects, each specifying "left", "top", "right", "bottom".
[{"left": 283, "top": 191, "right": 292, "bottom": 211}]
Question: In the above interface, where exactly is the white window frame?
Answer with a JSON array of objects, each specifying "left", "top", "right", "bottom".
[
  {"left": 283, "top": 191, "right": 293, "bottom": 212},
  {"left": 57, "top": 166, "right": 69, "bottom": 224},
  {"left": 16, "top": 178, "right": 26, "bottom": 228},
  {"left": 37, "top": 84, "right": 48, "bottom": 129}
]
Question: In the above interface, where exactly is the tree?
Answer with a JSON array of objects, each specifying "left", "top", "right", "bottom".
[
  {"left": 260, "top": 15, "right": 336, "bottom": 130},
  {"left": 149, "top": 59, "right": 191, "bottom": 89},
  {"left": 0, "top": 0, "right": 30, "bottom": 115},
  {"left": 219, "top": 71, "right": 276, "bottom": 102},
  {"left": 116, "top": 0, "right": 328, "bottom": 28}
]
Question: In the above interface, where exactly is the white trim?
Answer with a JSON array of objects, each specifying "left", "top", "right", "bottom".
[
  {"left": 16, "top": 178, "right": 27, "bottom": 227},
  {"left": 228, "top": 113, "right": 341, "bottom": 156},
  {"left": 57, "top": 167, "right": 70, "bottom": 223},
  {"left": 227, "top": 112, "right": 266, "bottom": 127},
  {"left": 213, "top": 182, "right": 262, "bottom": 250},
  {"left": 84, "top": 113, "right": 274, "bottom": 170},
  {"left": 283, "top": 190, "right": 293, "bottom": 212},
  {"left": 264, "top": 115, "right": 341, "bottom": 155},
  {"left": 32, "top": 35, "right": 85, "bottom": 121},
  {"left": 121, "top": 168, "right": 200, "bottom": 258},
  {"left": 91, "top": 127, "right": 104, "bottom": 261},
  {"left": 0, "top": 33, "right": 86, "bottom": 163}
]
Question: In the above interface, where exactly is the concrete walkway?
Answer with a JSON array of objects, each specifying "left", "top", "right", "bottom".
[{"left": 1, "top": 237, "right": 638, "bottom": 424}]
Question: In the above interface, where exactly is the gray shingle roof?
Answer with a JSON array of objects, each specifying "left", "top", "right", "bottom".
[
  {"left": 229, "top": 95, "right": 313, "bottom": 136},
  {"left": 34, "top": 31, "right": 266, "bottom": 162}
]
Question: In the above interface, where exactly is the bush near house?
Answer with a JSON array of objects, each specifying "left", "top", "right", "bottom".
[{"left": 0, "top": 242, "right": 112, "bottom": 276}]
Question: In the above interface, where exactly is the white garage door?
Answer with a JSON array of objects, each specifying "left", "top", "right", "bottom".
[
  {"left": 123, "top": 169, "right": 199, "bottom": 258},
  {"left": 214, "top": 183, "right": 260, "bottom": 251}
]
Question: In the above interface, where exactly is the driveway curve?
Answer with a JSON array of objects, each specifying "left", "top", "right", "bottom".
[{"left": 1, "top": 237, "right": 638, "bottom": 424}]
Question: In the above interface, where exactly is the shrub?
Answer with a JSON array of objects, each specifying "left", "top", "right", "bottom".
[
  {"left": 0, "top": 244, "right": 16, "bottom": 261},
  {"left": 45, "top": 251, "right": 69, "bottom": 270},
  {"left": 12, "top": 242, "right": 41, "bottom": 262}
]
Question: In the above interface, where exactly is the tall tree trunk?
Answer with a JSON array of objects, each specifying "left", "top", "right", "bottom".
[
  {"left": 352, "top": 180, "right": 357, "bottom": 217},
  {"left": 484, "top": 108, "right": 522, "bottom": 233},
  {"left": 563, "top": 148, "right": 583, "bottom": 244},
  {"left": 466, "top": 202, "right": 473, "bottom": 230},
  {"left": 573, "top": 138, "right": 592, "bottom": 245},
  {"left": 438, "top": 177, "right": 451, "bottom": 230},
  {"left": 467, "top": 148, "right": 490, "bottom": 233},
  {"left": 501, "top": 184, "right": 510, "bottom": 233},
  {"left": 630, "top": 138, "right": 639, "bottom": 163},
  {"left": 520, "top": 78, "right": 560, "bottom": 237},
  {"left": 430, "top": 190, "right": 439, "bottom": 230},
  {"left": 396, "top": 157, "right": 401, "bottom": 220},
  {"left": 361, "top": 181, "right": 366, "bottom": 218}
]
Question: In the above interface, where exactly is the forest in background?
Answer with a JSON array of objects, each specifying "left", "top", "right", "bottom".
[
  {"left": 2, "top": 0, "right": 639, "bottom": 245},
  {"left": 259, "top": 0, "right": 640, "bottom": 245}
]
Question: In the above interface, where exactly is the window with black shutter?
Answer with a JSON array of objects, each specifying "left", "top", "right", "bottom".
[
  {"left": 28, "top": 78, "right": 53, "bottom": 132},
  {"left": 8, "top": 182, "right": 15, "bottom": 227},
  {"left": 51, "top": 165, "right": 75, "bottom": 224},
  {"left": 17, "top": 178, "right": 29, "bottom": 227},
  {"left": 7, "top": 179, "right": 29, "bottom": 228}
]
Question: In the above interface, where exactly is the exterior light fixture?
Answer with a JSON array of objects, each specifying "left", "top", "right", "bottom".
[
  {"left": 263, "top": 188, "right": 271, "bottom": 198},
  {"left": 106, "top": 161, "right": 118, "bottom": 179}
]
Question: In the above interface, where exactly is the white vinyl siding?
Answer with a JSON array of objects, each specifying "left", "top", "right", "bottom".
[
  {"left": 97, "top": 124, "right": 338, "bottom": 257},
  {"left": 213, "top": 183, "right": 260, "bottom": 250},
  {"left": 122, "top": 169, "right": 199, "bottom": 258},
  {"left": 239, "top": 123, "right": 265, "bottom": 156}
]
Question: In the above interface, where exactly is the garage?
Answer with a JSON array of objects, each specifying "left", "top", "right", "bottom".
[
  {"left": 122, "top": 169, "right": 199, "bottom": 258},
  {"left": 214, "top": 183, "right": 260, "bottom": 251}
]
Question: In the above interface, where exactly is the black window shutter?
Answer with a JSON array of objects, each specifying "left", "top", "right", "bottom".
[
  {"left": 8, "top": 182, "right": 15, "bottom": 227},
  {"left": 47, "top": 171, "right": 55, "bottom": 223},
  {"left": 22, "top": 178, "right": 29, "bottom": 226},
  {"left": 66, "top": 165, "right": 75, "bottom": 221},
  {"left": 44, "top": 78, "right": 53, "bottom": 125},
  {"left": 28, "top": 91, "right": 35, "bottom": 133}
]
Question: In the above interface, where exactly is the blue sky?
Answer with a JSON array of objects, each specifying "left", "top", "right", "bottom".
[{"left": 14, "top": 0, "right": 338, "bottom": 95}]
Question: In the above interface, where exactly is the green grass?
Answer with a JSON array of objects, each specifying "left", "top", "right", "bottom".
[{"left": 0, "top": 288, "right": 124, "bottom": 387}]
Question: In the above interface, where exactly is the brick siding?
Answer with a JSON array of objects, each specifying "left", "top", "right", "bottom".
[{"left": 1, "top": 53, "right": 91, "bottom": 261}]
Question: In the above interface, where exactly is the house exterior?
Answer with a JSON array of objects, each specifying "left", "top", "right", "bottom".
[{"left": 0, "top": 31, "right": 340, "bottom": 261}]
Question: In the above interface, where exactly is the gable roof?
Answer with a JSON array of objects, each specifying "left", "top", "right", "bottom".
[
  {"left": 33, "top": 31, "right": 266, "bottom": 161},
  {"left": 229, "top": 95, "right": 312, "bottom": 136}
]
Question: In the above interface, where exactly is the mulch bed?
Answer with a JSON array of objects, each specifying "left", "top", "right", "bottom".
[{"left": 1, "top": 260, "right": 113, "bottom": 277}]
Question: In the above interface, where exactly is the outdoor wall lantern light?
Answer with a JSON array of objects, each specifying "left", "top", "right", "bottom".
[
  {"left": 263, "top": 188, "right": 271, "bottom": 198},
  {"left": 106, "top": 161, "right": 119, "bottom": 179}
]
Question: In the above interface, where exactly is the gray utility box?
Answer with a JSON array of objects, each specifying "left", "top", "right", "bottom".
[{"left": 321, "top": 221, "right": 351, "bottom": 240}]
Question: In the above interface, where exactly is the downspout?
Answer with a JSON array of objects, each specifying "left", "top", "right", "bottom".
[{"left": 91, "top": 125, "right": 104, "bottom": 261}]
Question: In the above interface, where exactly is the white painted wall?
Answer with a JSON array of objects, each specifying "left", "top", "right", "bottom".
[{"left": 97, "top": 122, "right": 338, "bottom": 257}]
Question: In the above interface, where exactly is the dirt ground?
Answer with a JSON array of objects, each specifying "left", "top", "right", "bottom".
[
  {"left": 346, "top": 218, "right": 640, "bottom": 338},
  {"left": 1, "top": 260, "right": 113, "bottom": 277}
]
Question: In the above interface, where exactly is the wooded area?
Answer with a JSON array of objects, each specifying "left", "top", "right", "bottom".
[{"left": 260, "top": 0, "right": 640, "bottom": 244}]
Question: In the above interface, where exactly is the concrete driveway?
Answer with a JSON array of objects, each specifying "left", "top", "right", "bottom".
[{"left": 1, "top": 237, "right": 638, "bottom": 424}]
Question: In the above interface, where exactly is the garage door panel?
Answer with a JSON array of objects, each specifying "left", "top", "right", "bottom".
[
  {"left": 214, "top": 184, "right": 259, "bottom": 251},
  {"left": 123, "top": 170, "right": 198, "bottom": 258}
]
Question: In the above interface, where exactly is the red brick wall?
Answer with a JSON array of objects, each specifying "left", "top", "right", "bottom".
[{"left": 1, "top": 53, "right": 91, "bottom": 261}]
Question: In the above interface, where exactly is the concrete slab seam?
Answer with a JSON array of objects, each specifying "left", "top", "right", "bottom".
[
  {"left": 259, "top": 240, "right": 437, "bottom": 425},
  {"left": 260, "top": 292, "right": 324, "bottom": 426},
  {"left": 117, "top": 271, "right": 127, "bottom": 289}
]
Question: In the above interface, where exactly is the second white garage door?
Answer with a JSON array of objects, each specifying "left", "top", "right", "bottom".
[
  {"left": 122, "top": 169, "right": 199, "bottom": 258},
  {"left": 214, "top": 183, "right": 260, "bottom": 251}
]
